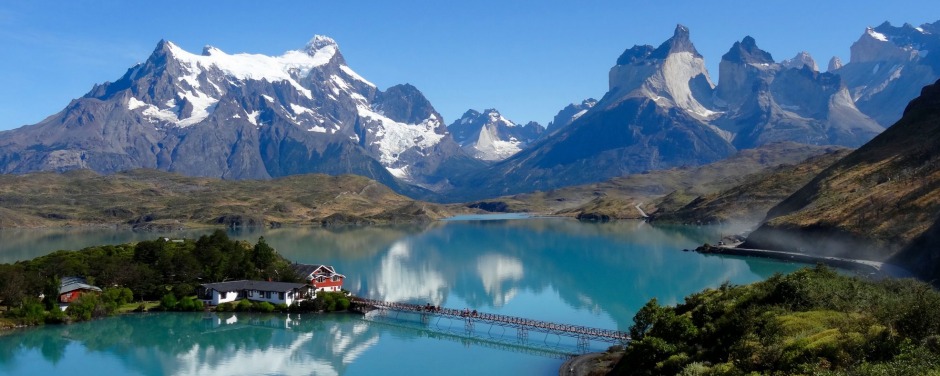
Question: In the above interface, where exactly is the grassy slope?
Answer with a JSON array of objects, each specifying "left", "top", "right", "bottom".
[
  {"left": 469, "top": 142, "right": 843, "bottom": 221},
  {"left": 652, "top": 149, "right": 852, "bottom": 225},
  {"left": 0, "top": 169, "right": 460, "bottom": 228},
  {"left": 744, "top": 79, "right": 940, "bottom": 268}
]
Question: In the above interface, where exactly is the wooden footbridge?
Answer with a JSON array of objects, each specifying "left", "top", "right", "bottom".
[{"left": 352, "top": 298, "right": 630, "bottom": 352}]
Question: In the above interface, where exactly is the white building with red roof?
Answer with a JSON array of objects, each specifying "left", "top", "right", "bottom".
[{"left": 291, "top": 264, "right": 345, "bottom": 292}]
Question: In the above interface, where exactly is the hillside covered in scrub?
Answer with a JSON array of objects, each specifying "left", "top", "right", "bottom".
[
  {"left": 606, "top": 267, "right": 940, "bottom": 375},
  {"left": 744, "top": 78, "right": 940, "bottom": 278}
]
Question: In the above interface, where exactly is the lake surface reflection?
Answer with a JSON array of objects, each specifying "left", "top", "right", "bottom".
[{"left": 0, "top": 218, "right": 803, "bottom": 375}]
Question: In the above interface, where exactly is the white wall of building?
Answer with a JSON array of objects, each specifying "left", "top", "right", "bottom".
[{"left": 246, "top": 289, "right": 300, "bottom": 306}]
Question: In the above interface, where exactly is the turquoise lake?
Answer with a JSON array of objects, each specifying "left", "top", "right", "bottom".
[{"left": 0, "top": 217, "right": 804, "bottom": 375}]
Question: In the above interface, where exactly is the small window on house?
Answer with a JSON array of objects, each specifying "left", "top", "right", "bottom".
[
  {"left": 279, "top": 292, "right": 285, "bottom": 300},
  {"left": 265, "top": 291, "right": 271, "bottom": 299}
]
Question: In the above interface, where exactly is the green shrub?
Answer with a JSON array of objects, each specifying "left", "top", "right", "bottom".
[
  {"left": 44, "top": 307, "right": 66, "bottom": 324},
  {"left": 254, "top": 301, "right": 274, "bottom": 313},
  {"left": 12, "top": 298, "right": 47, "bottom": 325},
  {"left": 177, "top": 297, "right": 197, "bottom": 311},
  {"left": 235, "top": 299, "right": 252, "bottom": 312},
  {"left": 216, "top": 302, "right": 233, "bottom": 312},
  {"left": 159, "top": 293, "right": 178, "bottom": 311}
]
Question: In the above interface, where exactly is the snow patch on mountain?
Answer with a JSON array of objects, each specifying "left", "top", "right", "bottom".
[
  {"left": 357, "top": 105, "right": 445, "bottom": 167},
  {"left": 386, "top": 166, "right": 409, "bottom": 179},
  {"left": 867, "top": 28, "right": 889, "bottom": 42},
  {"left": 247, "top": 111, "right": 260, "bottom": 126},
  {"left": 290, "top": 104, "right": 314, "bottom": 116},
  {"left": 178, "top": 93, "right": 219, "bottom": 127},
  {"left": 570, "top": 109, "right": 588, "bottom": 122},
  {"left": 167, "top": 41, "right": 318, "bottom": 99},
  {"left": 127, "top": 97, "right": 147, "bottom": 110},
  {"left": 340, "top": 65, "right": 375, "bottom": 87}
]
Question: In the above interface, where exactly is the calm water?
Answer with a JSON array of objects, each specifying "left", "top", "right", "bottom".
[{"left": 0, "top": 218, "right": 803, "bottom": 375}]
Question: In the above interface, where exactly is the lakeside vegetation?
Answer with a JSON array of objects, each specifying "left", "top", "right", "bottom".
[
  {"left": 0, "top": 231, "right": 347, "bottom": 327},
  {"left": 606, "top": 266, "right": 940, "bottom": 375}
]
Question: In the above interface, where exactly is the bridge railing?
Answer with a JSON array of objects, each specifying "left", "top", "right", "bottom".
[{"left": 352, "top": 297, "right": 630, "bottom": 343}]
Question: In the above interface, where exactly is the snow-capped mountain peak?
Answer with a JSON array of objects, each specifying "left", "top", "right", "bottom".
[{"left": 448, "top": 108, "right": 543, "bottom": 161}]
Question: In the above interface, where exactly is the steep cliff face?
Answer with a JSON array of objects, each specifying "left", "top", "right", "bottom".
[{"left": 743, "top": 78, "right": 940, "bottom": 273}]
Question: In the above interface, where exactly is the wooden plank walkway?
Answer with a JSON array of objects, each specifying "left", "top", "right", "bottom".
[{"left": 352, "top": 298, "right": 631, "bottom": 344}]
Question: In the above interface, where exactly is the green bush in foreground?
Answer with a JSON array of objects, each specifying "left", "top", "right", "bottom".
[{"left": 611, "top": 266, "right": 940, "bottom": 375}]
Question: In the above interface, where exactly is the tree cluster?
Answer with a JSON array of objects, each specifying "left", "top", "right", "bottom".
[{"left": 0, "top": 230, "right": 298, "bottom": 323}]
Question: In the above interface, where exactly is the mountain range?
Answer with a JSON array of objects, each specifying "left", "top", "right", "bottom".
[
  {"left": 0, "top": 21, "right": 937, "bottom": 202},
  {"left": 0, "top": 36, "right": 480, "bottom": 193}
]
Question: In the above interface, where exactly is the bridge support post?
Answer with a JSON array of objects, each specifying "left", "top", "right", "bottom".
[
  {"left": 517, "top": 327, "right": 528, "bottom": 343},
  {"left": 577, "top": 336, "right": 590, "bottom": 352},
  {"left": 465, "top": 317, "right": 474, "bottom": 333}
]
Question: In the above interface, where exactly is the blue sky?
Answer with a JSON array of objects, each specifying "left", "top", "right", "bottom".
[{"left": 1, "top": 1, "right": 939, "bottom": 131}]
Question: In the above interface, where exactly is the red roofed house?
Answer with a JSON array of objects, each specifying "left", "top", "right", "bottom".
[
  {"left": 58, "top": 276, "right": 102, "bottom": 310},
  {"left": 291, "top": 264, "right": 345, "bottom": 292}
]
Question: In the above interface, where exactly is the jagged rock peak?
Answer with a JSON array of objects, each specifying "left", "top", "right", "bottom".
[
  {"left": 460, "top": 109, "right": 482, "bottom": 118},
  {"left": 651, "top": 24, "right": 701, "bottom": 59},
  {"left": 305, "top": 35, "right": 338, "bottom": 54},
  {"left": 827, "top": 56, "right": 843, "bottom": 72},
  {"left": 522, "top": 121, "right": 542, "bottom": 129},
  {"left": 483, "top": 108, "right": 514, "bottom": 125},
  {"left": 722, "top": 36, "right": 774, "bottom": 64},
  {"left": 373, "top": 83, "right": 440, "bottom": 125},
  {"left": 152, "top": 39, "right": 175, "bottom": 56},
  {"left": 546, "top": 98, "right": 597, "bottom": 133},
  {"left": 201, "top": 45, "right": 220, "bottom": 56},
  {"left": 781, "top": 51, "right": 819, "bottom": 71},
  {"left": 616, "top": 24, "right": 700, "bottom": 65}
]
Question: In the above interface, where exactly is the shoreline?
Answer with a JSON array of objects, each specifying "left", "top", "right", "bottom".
[
  {"left": 0, "top": 211, "right": 567, "bottom": 231},
  {"left": 559, "top": 352, "right": 604, "bottom": 376},
  {"left": 695, "top": 244, "right": 914, "bottom": 279}
]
